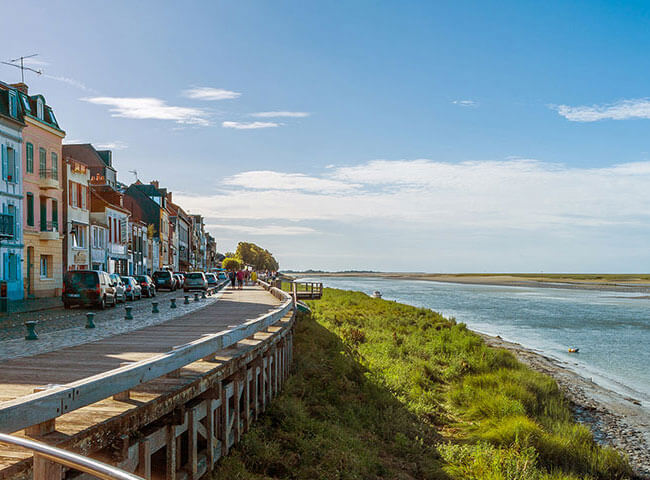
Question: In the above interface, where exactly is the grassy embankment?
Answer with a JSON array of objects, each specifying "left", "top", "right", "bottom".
[{"left": 213, "top": 288, "right": 633, "bottom": 480}]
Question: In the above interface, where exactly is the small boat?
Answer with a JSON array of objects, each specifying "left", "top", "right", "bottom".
[
  {"left": 568, "top": 348, "right": 580, "bottom": 353},
  {"left": 372, "top": 291, "right": 382, "bottom": 298},
  {"left": 296, "top": 301, "right": 311, "bottom": 314}
]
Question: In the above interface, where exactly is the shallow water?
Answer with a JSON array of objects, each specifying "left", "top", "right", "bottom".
[{"left": 301, "top": 277, "right": 650, "bottom": 408}]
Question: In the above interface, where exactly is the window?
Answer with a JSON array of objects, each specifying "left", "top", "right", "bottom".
[
  {"left": 51, "top": 200, "right": 58, "bottom": 228},
  {"left": 3, "top": 253, "right": 18, "bottom": 281},
  {"left": 81, "top": 185, "right": 87, "bottom": 209},
  {"left": 8, "top": 91, "right": 17, "bottom": 117},
  {"left": 26, "top": 193, "right": 34, "bottom": 226},
  {"left": 71, "top": 224, "right": 86, "bottom": 248},
  {"left": 36, "top": 99, "right": 44, "bottom": 120},
  {"left": 51, "top": 152, "right": 58, "bottom": 180},
  {"left": 39, "top": 148, "right": 46, "bottom": 176},
  {"left": 7, "top": 147, "right": 16, "bottom": 182},
  {"left": 26, "top": 143, "right": 33, "bottom": 173},
  {"left": 21, "top": 95, "right": 31, "bottom": 113},
  {"left": 40, "top": 255, "right": 52, "bottom": 278}
]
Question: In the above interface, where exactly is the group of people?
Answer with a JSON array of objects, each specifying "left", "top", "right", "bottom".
[{"left": 228, "top": 269, "right": 251, "bottom": 289}]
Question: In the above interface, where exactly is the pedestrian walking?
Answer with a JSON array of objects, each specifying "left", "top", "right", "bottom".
[
  {"left": 236, "top": 269, "right": 244, "bottom": 289},
  {"left": 229, "top": 270, "right": 236, "bottom": 289}
]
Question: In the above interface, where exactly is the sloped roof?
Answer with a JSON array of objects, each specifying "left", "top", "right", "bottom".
[{"left": 63, "top": 144, "right": 116, "bottom": 171}]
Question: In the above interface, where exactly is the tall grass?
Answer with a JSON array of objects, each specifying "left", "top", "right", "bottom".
[{"left": 212, "top": 288, "right": 634, "bottom": 480}]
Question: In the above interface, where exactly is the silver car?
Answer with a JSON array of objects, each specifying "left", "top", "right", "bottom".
[
  {"left": 184, "top": 272, "right": 207, "bottom": 292},
  {"left": 109, "top": 274, "right": 126, "bottom": 303}
]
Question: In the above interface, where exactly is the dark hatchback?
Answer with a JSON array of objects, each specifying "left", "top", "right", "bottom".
[
  {"left": 152, "top": 270, "right": 176, "bottom": 291},
  {"left": 134, "top": 275, "right": 156, "bottom": 297},
  {"left": 62, "top": 270, "right": 117, "bottom": 309}
]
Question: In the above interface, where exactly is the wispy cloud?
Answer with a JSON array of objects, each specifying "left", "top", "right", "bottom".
[
  {"left": 554, "top": 98, "right": 650, "bottom": 122},
  {"left": 452, "top": 99, "right": 478, "bottom": 107},
  {"left": 206, "top": 223, "right": 316, "bottom": 235},
  {"left": 183, "top": 87, "right": 241, "bottom": 101},
  {"left": 223, "top": 171, "right": 359, "bottom": 193},
  {"left": 43, "top": 73, "right": 96, "bottom": 92},
  {"left": 222, "top": 121, "right": 279, "bottom": 129},
  {"left": 83, "top": 97, "right": 210, "bottom": 126},
  {"left": 95, "top": 141, "right": 128, "bottom": 150},
  {"left": 251, "top": 111, "right": 310, "bottom": 118}
]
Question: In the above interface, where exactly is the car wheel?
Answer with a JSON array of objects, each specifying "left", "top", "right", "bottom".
[
  {"left": 63, "top": 302, "right": 71, "bottom": 309},
  {"left": 99, "top": 296, "right": 106, "bottom": 310}
]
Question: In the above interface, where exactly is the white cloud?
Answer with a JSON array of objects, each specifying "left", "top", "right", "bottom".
[
  {"left": 83, "top": 97, "right": 210, "bottom": 126},
  {"left": 43, "top": 74, "right": 95, "bottom": 92},
  {"left": 223, "top": 171, "right": 359, "bottom": 193},
  {"left": 452, "top": 100, "right": 477, "bottom": 107},
  {"left": 95, "top": 141, "right": 128, "bottom": 150},
  {"left": 554, "top": 98, "right": 650, "bottom": 122},
  {"left": 183, "top": 87, "right": 241, "bottom": 101},
  {"left": 222, "top": 121, "right": 279, "bottom": 129},
  {"left": 176, "top": 159, "right": 650, "bottom": 231},
  {"left": 206, "top": 224, "right": 316, "bottom": 235},
  {"left": 251, "top": 111, "right": 310, "bottom": 118}
]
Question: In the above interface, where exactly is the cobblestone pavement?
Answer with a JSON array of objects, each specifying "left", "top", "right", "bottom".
[{"left": 0, "top": 287, "right": 226, "bottom": 361}]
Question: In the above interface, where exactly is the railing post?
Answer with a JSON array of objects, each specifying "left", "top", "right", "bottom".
[{"left": 33, "top": 454, "right": 63, "bottom": 480}]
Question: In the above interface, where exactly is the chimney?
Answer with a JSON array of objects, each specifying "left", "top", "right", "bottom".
[
  {"left": 167, "top": 192, "right": 172, "bottom": 204},
  {"left": 150, "top": 180, "right": 159, "bottom": 188},
  {"left": 10, "top": 83, "right": 28, "bottom": 95}
]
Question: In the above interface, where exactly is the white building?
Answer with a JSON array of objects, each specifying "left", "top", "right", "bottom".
[{"left": 63, "top": 157, "right": 90, "bottom": 271}]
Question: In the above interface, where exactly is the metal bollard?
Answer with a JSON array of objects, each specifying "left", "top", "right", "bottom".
[
  {"left": 152, "top": 302, "right": 159, "bottom": 313},
  {"left": 170, "top": 298, "right": 177, "bottom": 309},
  {"left": 86, "top": 312, "right": 96, "bottom": 329},
  {"left": 194, "top": 292, "right": 200, "bottom": 302},
  {"left": 184, "top": 295, "right": 190, "bottom": 305},
  {"left": 201, "top": 291, "right": 207, "bottom": 299},
  {"left": 125, "top": 305, "right": 133, "bottom": 320},
  {"left": 24, "top": 320, "right": 38, "bottom": 340}
]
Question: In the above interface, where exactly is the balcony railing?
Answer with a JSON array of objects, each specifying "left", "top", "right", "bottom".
[
  {"left": 0, "top": 214, "right": 14, "bottom": 239},
  {"left": 39, "top": 168, "right": 59, "bottom": 181},
  {"left": 40, "top": 221, "right": 58, "bottom": 233}
]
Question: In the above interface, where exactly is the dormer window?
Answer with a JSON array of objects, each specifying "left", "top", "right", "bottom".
[
  {"left": 21, "top": 95, "right": 31, "bottom": 113},
  {"left": 48, "top": 108, "right": 58, "bottom": 126},
  {"left": 8, "top": 91, "right": 17, "bottom": 117},
  {"left": 36, "top": 98, "right": 44, "bottom": 120}
]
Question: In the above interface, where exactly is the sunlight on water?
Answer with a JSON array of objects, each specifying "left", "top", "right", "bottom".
[{"left": 303, "top": 277, "right": 650, "bottom": 406}]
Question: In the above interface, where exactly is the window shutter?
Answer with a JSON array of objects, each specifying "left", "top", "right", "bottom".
[
  {"left": 1, "top": 144, "right": 7, "bottom": 180},
  {"left": 2, "top": 253, "right": 7, "bottom": 281},
  {"left": 68, "top": 181, "right": 73, "bottom": 206}
]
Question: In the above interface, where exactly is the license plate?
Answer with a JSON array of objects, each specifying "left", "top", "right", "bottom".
[{"left": 67, "top": 293, "right": 80, "bottom": 298}]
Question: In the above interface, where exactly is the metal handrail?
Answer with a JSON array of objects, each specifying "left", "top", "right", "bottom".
[{"left": 0, "top": 433, "right": 143, "bottom": 480}]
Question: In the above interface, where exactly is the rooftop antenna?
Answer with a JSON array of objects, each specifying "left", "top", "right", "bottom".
[
  {"left": 129, "top": 169, "right": 138, "bottom": 182},
  {"left": 1, "top": 54, "right": 43, "bottom": 83}
]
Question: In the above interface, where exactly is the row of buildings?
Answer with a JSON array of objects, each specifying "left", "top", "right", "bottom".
[{"left": 0, "top": 80, "right": 219, "bottom": 300}]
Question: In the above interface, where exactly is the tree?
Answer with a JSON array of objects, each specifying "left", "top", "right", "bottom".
[
  {"left": 235, "top": 242, "right": 279, "bottom": 271},
  {"left": 222, "top": 257, "right": 241, "bottom": 271}
]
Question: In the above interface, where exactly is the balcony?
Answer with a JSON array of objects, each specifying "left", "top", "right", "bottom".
[
  {"left": 0, "top": 214, "right": 14, "bottom": 239},
  {"left": 39, "top": 221, "right": 59, "bottom": 241},
  {"left": 39, "top": 169, "right": 59, "bottom": 189}
]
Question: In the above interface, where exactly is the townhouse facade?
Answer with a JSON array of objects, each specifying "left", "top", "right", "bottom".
[
  {"left": 62, "top": 157, "right": 90, "bottom": 272},
  {"left": 17, "top": 84, "right": 65, "bottom": 298},
  {"left": 90, "top": 186, "right": 129, "bottom": 274},
  {"left": 0, "top": 82, "right": 25, "bottom": 300}
]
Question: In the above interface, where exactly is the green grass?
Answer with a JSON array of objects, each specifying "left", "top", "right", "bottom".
[{"left": 213, "top": 288, "right": 634, "bottom": 480}]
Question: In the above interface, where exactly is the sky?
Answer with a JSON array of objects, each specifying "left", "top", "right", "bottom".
[{"left": 2, "top": 1, "right": 650, "bottom": 272}]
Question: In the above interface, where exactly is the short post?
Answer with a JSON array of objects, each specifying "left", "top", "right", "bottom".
[
  {"left": 125, "top": 305, "right": 134, "bottom": 320},
  {"left": 85, "top": 312, "right": 96, "bottom": 329},
  {"left": 194, "top": 292, "right": 199, "bottom": 302},
  {"left": 152, "top": 301, "right": 159, "bottom": 313},
  {"left": 170, "top": 298, "right": 177, "bottom": 309},
  {"left": 24, "top": 321, "right": 38, "bottom": 340},
  {"left": 201, "top": 290, "right": 207, "bottom": 299},
  {"left": 184, "top": 295, "right": 190, "bottom": 305}
]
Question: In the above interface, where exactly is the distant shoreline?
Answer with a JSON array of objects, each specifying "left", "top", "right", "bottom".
[{"left": 287, "top": 272, "right": 650, "bottom": 293}]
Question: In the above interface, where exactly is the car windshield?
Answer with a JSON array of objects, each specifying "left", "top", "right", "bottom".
[
  {"left": 153, "top": 271, "right": 169, "bottom": 279},
  {"left": 121, "top": 277, "right": 131, "bottom": 284},
  {"left": 134, "top": 276, "right": 147, "bottom": 282},
  {"left": 65, "top": 272, "right": 98, "bottom": 288},
  {"left": 187, "top": 273, "right": 203, "bottom": 279}
]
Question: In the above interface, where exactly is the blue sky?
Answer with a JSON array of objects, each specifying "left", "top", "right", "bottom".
[{"left": 3, "top": 1, "right": 650, "bottom": 272}]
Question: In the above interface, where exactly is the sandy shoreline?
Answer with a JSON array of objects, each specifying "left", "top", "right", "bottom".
[{"left": 481, "top": 333, "right": 650, "bottom": 478}]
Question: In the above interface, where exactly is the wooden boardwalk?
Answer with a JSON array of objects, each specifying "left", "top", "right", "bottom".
[{"left": 0, "top": 285, "right": 284, "bottom": 474}]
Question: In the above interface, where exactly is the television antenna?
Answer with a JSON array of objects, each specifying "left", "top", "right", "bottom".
[
  {"left": 1, "top": 54, "right": 43, "bottom": 83},
  {"left": 128, "top": 169, "right": 138, "bottom": 182}
]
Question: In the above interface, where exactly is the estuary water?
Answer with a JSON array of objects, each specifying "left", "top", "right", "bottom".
[{"left": 300, "top": 277, "right": 650, "bottom": 408}]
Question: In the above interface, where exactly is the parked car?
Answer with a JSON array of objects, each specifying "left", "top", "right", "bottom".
[
  {"left": 121, "top": 276, "right": 142, "bottom": 300},
  {"left": 217, "top": 271, "right": 227, "bottom": 280},
  {"left": 174, "top": 274, "right": 185, "bottom": 288},
  {"left": 110, "top": 274, "right": 126, "bottom": 303},
  {"left": 184, "top": 272, "right": 207, "bottom": 292},
  {"left": 62, "top": 270, "right": 117, "bottom": 309},
  {"left": 206, "top": 273, "right": 218, "bottom": 289},
  {"left": 153, "top": 270, "right": 177, "bottom": 291},
  {"left": 134, "top": 275, "right": 156, "bottom": 297}
]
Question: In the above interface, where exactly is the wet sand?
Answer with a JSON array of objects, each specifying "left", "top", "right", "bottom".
[{"left": 481, "top": 333, "right": 650, "bottom": 479}]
